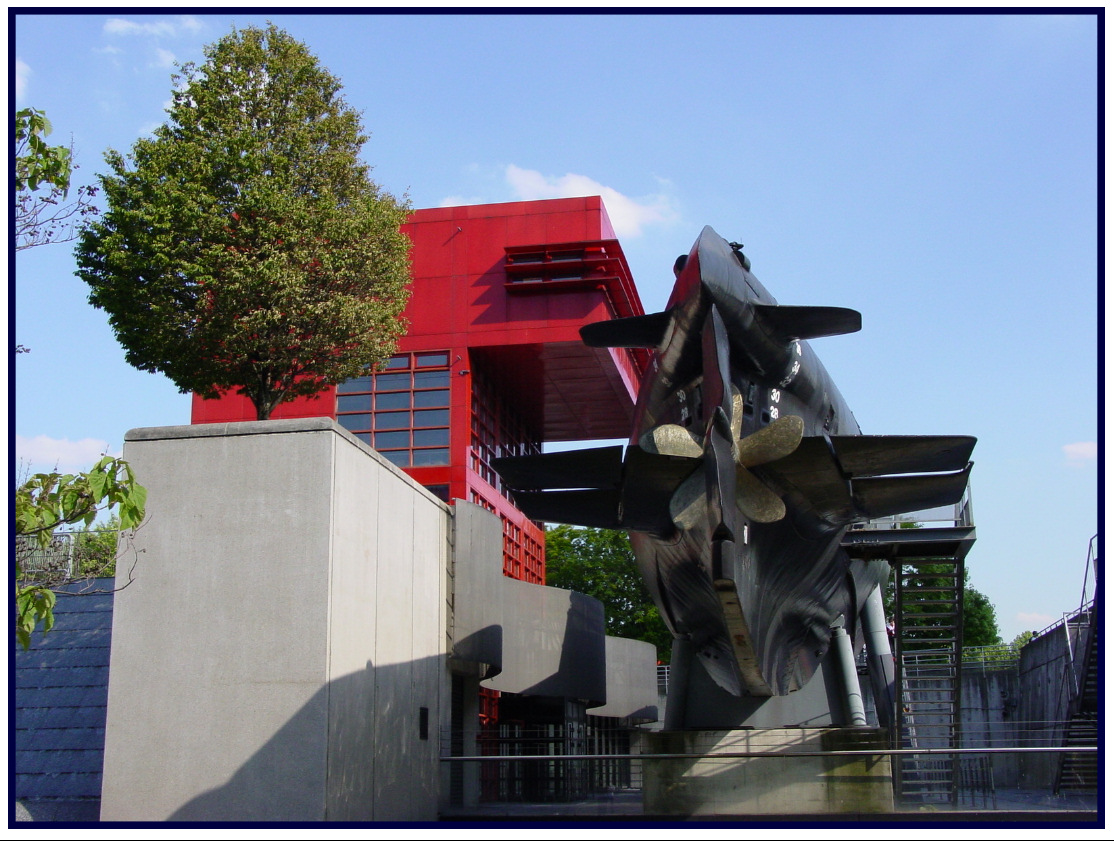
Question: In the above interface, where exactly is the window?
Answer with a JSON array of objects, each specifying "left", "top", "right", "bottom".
[
  {"left": 336, "top": 353, "right": 451, "bottom": 467},
  {"left": 470, "top": 364, "right": 540, "bottom": 496}
]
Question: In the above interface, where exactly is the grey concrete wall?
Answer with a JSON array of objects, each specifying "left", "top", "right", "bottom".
[
  {"left": 593, "top": 636, "right": 659, "bottom": 722},
  {"left": 1016, "top": 627, "right": 1075, "bottom": 788},
  {"left": 482, "top": 579, "right": 607, "bottom": 705},
  {"left": 101, "top": 420, "right": 449, "bottom": 821},
  {"left": 449, "top": 502, "right": 505, "bottom": 679}
]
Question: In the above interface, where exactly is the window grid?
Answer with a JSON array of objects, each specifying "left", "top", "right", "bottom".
[
  {"left": 470, "top": 366, "right": 540, "bottom": 497},
  {"left": 336, "top": 352, "right": 451, "bottom": 467}
]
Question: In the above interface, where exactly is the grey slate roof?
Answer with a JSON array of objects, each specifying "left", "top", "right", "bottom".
[{"left": 14, "top": 579, "right": 115, "bottom": 804}]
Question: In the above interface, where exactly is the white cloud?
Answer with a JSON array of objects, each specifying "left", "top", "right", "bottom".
[
  {"left": 153, "top": 48, "right": 177, "bottom": 69},
  {"left": 504, "top": 164, "right": 677, "bottom": 238},
  {"left": 1015, "top": 612, "right": 1054, "bottom": 631},
  {"left": 1062, "top": 441, "right": 1097, "bottom": 465},
  {"left": 104, "top": 18, "right": 177, "bottom": 38},
  {"left": 439, "top": 194, "right": 486, "bottom": 208},
  {"left": 16, "top": 435, "right": 119, "bottom": 474},
  {"left": 104, "top": 15, "right": 202, "bottom": 39},
  {"left": 16, "top": 58, "right": 30, "bottom": 100},
  {"left": 178, "top": 15, "right": 204, "bottom": 34}
]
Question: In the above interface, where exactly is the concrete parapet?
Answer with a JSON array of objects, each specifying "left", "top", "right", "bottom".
[
  {"left": 643, "top": 728, "right": 893, "bottom": 816},
  {"left": 101, "top": 420, "right": 449, "bottom": 821}
]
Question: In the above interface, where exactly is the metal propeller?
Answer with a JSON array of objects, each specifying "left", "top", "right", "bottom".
[{"left": 639, "top": 304, "right": 805, "bottom": 530}]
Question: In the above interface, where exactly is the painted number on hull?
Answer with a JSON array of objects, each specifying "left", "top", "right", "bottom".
[{"left": 779, "top": 341, "right": 802, "bottom": 387}]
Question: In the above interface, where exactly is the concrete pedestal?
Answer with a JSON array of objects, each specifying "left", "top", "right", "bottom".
[
  {"left": 644, "top": 728, "right": 893, "bottom": 816},
  {"left": 101, "top": 420, "right": 449, "bottom": 821}
]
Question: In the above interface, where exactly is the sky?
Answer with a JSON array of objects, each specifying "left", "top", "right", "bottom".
[{"left": 10, "top": 10, "right": 1101, "bottom": 642}]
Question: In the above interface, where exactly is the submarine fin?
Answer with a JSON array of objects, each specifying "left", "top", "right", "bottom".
[
  {"left": 492, "top": 446, "right": 623, "bottom": 491},
  {"left": 580, "top": 310, "right": 674, "bottom": 349},
  {"left": 829, "top": 435, "right": 977, "bottom": 478},
  {"left": 505, "top": 489, "right": 623, "bottom": 529},
  {"left": 752, "top": 304, "right": 862, "bottom": 342},
  {"left": 850, "top": 464, "right": 974, "bottom": 520}
]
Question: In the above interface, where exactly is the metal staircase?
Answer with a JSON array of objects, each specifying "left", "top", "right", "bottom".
[
  {"left": 841, "top": 489, "right": 975, "bottom": 807},
  {"left": 895, "top": 560, "right": 964, "bottom": 805},
  {"left": 1053, "top": 538, "right": 1099, "bottom": 795}
]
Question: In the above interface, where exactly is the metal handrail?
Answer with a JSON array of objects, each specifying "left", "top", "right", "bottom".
[{"left": 440, "top": 745, "right": 1096, "bottom": 762}]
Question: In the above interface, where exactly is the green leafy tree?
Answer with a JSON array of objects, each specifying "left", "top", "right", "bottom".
[
  {"left": 76, "top": 25, "right": 412, "bottom": 420},
  {"left": 73, "top": 515, "right": 124, "bottom": 579},
  {"left": 15, "top": 458, "right": 146, "bottom": 649},
  {"left": 545, "top": 525, "right": 673, "bottom": 662},
  {"left": 884, "top": 563, "right": 1002, "bottom": 647},
  {"left": 15, "top": 107, "right": 99, "bottom": 251}
]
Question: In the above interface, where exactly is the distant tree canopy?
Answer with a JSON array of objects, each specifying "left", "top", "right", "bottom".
[
  {"left": 885, "top": 563, "right": 1002, "bottom": 647},
  {"left": 76, "top": 24, "right": 412, "bottom": 420},
  {"left": 545, "top": 525, "right": 673, "bottom": 663}
]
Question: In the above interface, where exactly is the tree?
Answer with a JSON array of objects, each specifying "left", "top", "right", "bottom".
[
  {"left": 75, "top": 25, "right": 412, "bottom": 420},
  {"left": 15, "top": 457, "right": 147, "bottom": 649},
  {"left": 73, "top": 515, "right": 124, "bottom": 579},
  {"left": 545, "top": 525, "right": 673, "bottom": 662},
  {"left": 884, "top": 563, "right": 1002, "bottom": 647},
  {"left": 15, "top": 107, "right": 99, "bottom": 251}
]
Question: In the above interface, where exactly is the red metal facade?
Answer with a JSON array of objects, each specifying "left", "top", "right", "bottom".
[{"left": 192, "top": 196, "right": 646, "bottom": 585}]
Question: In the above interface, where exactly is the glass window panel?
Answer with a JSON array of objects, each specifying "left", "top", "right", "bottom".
[
  {"left": 412, "top": 448, "right": 449, "bottom": 466},
  {"left": 382, "top": 450, "right": 411, "bottom": 467},
  {"left": 337, "top": 394, "right": 371, "bottom": 413},
  {"left": 375, "top": 430, "right": 410, "bottom": 449},
  {"left": 385, "top": 355, "right": 409, "bottom": 369},
  {"left": 413, "top": 370, "right": 449, "bottom": 389},
  {"left": 375, "top": 372, "right": 411, "bottom": 390},
  {"left": 416, "top": 352, "right": 449, "bottom": 368},
  {"left": 375, "top": 391, "right": 410, "bottom": 410},
  {"left": 413, "top": 409, "right": 449, "bottom": 427},
  {"left": 337, "top": 413, "right": 371, "bottom": 432},
  {"left": 354, "top": 432, "right": 372, "bottom": 445},
  {"left": 414, "top": 428, "right": 449, "bottom": 447},
  {"left": 375, "top": 411, "right": 411, "bottom": 430},
  {"left": 337, "top": 376, "right": 371, "bottom": 393},
  {"left": 413, "top": 389, "right": 449, "bottom": 408}
]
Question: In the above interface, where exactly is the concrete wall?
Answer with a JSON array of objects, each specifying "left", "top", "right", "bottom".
[
  {"left": 483, "top": 579, "right": 606, "bottom": 705},
  {"left": 101, "top": 420, "right": 449, "bottom": 821},
  {"left": 1016, "top": 626, "right": 1075, "bottom": 788},
  {"left": 593, "top": 636, "right": 659, "bottom": 722}
]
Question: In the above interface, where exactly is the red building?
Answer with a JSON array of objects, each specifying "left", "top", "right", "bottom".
[{"left": 192, "top": 196, "right": 647, "bottom": 585}]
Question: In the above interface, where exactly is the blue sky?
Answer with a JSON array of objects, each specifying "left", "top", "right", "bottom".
[{"left": 11, "top": 11, "right": 1100, "bottom": 640}]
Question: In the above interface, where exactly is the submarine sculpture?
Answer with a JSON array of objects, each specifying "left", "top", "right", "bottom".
[{"left": 494, "top": 226, "right": 975, "bottom": 718}]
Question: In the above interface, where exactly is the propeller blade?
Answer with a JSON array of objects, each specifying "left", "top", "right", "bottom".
[
  {"left": 669, "top": 468, "right": 708, "bottom": 531},
  {"left": 736, "top": 414, "right": 805, "bottom": 468},
  {"left": 639, "top": 424, "right": 703, "bottom": 458},
  {"left": 736, "top": 467, "right": 787, "bottom": 523}
]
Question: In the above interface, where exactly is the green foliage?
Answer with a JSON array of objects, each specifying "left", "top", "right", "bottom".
[
  {"left": 15, "top": 108, "right": 72, "bottom": 192},
  {"left": 545, "top": 525, "right": 673, "bottom": 662},
  {"left": 14, "top": 107, "right": 99, "bottom": 250},
  {"left": 14, "top": 458, "right": 146, "bottom": 650},
  {"left": 1010, "top": 629, "right": 1037, "bottom": 649},
  {"left": 884, "top": 563, "right": 1002, "bottom": 647},
  {"left": 75, "top": 25, "right": 412, "bottom": 420},
  {"left": 74, "top": 516, "right": 124, "bottom": 578},
  {"left": 962, "top": 583, "right": 1001, "bottom": 647}
]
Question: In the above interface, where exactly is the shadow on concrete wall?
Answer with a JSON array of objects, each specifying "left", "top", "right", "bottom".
[{"left": 166, "top": 656, "right": 443, "bottom": 823}]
